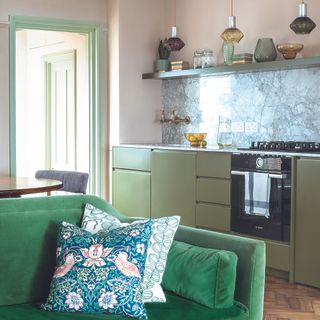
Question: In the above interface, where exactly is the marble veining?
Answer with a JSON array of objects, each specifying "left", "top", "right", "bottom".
[{"left": 161, "top": 67, "right": 320, "bottom": 147}]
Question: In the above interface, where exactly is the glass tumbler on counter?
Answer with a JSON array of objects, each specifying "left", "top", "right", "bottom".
[{"left": 217, "top": 116, "right": 233, "bottom": 147}]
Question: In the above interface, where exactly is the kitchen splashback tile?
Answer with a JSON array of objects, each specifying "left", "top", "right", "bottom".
[{"left": 161, "top": 67, "right": 320, "bottom": 147}]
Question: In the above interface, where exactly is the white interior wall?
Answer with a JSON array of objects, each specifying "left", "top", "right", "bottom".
[
  {"left": 16, "top": 30, "right": 89, "bottom": 178},
  {"left": 0, "top": 0, "right": 107, "bottom": 175}
]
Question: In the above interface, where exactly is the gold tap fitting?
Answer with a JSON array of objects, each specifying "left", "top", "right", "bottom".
[{"left": 160, "top": 109, "right": 191, "bottom": 125}]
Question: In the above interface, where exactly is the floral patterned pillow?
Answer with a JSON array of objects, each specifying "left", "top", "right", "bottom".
[
  {"left": 81, "top": 204, "right": 180, "bottom": 303},
  {"left": 41, "top": 220, "right": 155, "bottom": 319}
]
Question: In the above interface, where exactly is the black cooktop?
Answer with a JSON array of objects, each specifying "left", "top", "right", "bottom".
[{"left": 238, "top": 141, "right": 320, "bottom": 152}]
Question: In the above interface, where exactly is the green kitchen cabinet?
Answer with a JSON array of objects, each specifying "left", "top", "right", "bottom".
[
  {"left": 295, "top": 158, "right": 320, "bottom": 287},
  {"left": 196, "top": 152, "right": 231, "bottom": 232},
  {"left": 112, "top": 147, "right": 151, "bottom": 218},
  {"left": 151, "top": 150, "right": 196, "bottom": 227}
]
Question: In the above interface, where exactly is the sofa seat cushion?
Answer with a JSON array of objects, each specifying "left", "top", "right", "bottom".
[{"left": 0, "top": 293, "right": 248, "bottom": 320}]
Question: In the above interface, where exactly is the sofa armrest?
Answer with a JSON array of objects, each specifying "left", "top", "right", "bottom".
[{"left": 174, "top": 226, "right": 265, "bottom": 320}]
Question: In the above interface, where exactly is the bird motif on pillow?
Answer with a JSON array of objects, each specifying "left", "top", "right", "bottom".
[
  {"left": 53, "top": 254, "right": 75, "bottom": 278},
  {"left": 115, "top": 252, "right": 141, "bottom": 279}
]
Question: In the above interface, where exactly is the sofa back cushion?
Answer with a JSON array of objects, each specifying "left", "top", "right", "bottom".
[
  {"left": 0, "top": 195, "right": 122, "bottom": 306},
  {"left": 162, "top": 241, "right": 238, "bottom": 309}
]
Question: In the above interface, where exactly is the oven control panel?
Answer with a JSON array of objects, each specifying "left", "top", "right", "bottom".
[{"left": 231, "top": 153, "right": 292, "bottom": 173}]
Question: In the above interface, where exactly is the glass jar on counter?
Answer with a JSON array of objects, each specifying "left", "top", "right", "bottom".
[
  {"left": 201, "top": 49, "right": 216, "bottom": 68},
  {"left": 193, "top": 49, "right": 203, "bottom": 69},
  {"left": 217, "top": 115, "right": 232, "bottom": 147}
]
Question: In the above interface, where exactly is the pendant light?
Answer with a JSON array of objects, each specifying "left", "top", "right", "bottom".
[
  {"left": 290, "top": 0, "right": 316, "bottom": 34},
  {"left": 220, "top": 0, "right": 244, "bottom": 43},
  {"left": 167, "top": 0, "right": 185, "bottom": 51}
]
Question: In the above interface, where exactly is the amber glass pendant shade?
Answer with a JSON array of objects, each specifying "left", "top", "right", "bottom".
[
  {"left": 221, "top": 26, "right": 244, "bottom": 43},
  {"left": 290, "top": 1, "right": 316, "bottom": 34},
  {"left": 220, "top": 0, "right": 244, "bottom": 43}
]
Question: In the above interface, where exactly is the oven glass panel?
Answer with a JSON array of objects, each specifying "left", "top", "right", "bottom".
[{"left": 231, "top": 174, "right": 291, "bottom": 242}]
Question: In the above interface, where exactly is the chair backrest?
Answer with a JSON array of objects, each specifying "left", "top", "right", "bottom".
[{"left": 35, "top": 170, "right": 89, "bottom": 194}]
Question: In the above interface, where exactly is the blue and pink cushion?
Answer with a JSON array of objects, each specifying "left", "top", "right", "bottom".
[{"left": 41, "top": 220, "right": 155, "bottom": 319}]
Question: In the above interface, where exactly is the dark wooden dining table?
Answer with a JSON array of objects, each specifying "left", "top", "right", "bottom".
[{"left": 0, "top": 176, "right": 63, "bottom": 198}]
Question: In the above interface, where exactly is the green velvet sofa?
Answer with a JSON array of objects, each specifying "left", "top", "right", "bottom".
[{"left": 0, "top": 195, "right": 265, "bottom": 320}]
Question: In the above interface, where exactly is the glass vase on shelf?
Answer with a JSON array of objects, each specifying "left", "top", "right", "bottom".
[
  {"left": 254, "top": 38, "right": 277, "bottom": 62},
  {"left": 223, "top": 41, "right": 234, "bottom": 66}
]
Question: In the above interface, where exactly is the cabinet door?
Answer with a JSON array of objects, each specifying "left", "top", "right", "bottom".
[
  {"left": 112, "top": 169, "right": 150, "bottom": 218},
  {"left": 295, "top": 158, "right": 320, "bottom": 287},
  {"left": 151, "top": 150, "right": 196, "bottom": 227}
]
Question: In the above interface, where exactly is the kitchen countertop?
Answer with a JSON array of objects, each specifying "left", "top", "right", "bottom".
[{"left": 117, "top": 143, "right": 320, "bottom": 158}]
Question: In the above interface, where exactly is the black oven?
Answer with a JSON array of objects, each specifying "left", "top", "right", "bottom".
[{"left": 230, "top": 153, "right": 291, "bottom": 242}]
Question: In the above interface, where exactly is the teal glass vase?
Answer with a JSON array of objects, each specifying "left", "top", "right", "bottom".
[{"left": 223, "top": 42, "right": 234, "bottom": 66}]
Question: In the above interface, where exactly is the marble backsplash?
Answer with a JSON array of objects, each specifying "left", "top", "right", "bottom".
[{"left": 161, "top": 67, "right": 320, "bottom": 147}]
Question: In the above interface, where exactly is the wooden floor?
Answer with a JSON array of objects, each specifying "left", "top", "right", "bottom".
[{"left": 264, "top": 276, "right": 320, "bottom": 320}]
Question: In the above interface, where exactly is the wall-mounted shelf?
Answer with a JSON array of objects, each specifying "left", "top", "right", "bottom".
[{"left": 142, "top": 56, "right": 320, "bottom": 80}]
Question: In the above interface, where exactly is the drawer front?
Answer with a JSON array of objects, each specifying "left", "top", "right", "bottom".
[
  {"left": 197, "top": 152, "right": 231, "bottom": 178},
  {"left": 266, "top": 241, "right": 290, "bottom": 271},
  {"left": 196, "top": 203, "right": 230, "bottom": 231},
  {"left": 113, "top": 147, "right": 151, "bottom": 171},
  {"left": 197, "top": 178, "right": 230, "bottom": 205}
]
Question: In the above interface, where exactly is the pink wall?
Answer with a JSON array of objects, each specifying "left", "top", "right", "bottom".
[
  {"left": 165, "top": 0, "right": 320, "bottom": 64},
  {"left": 108, "top": 0, "right": 164, "bottom": 145}
]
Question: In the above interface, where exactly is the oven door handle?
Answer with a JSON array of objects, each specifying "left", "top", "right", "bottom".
[{"left": 231, "top": 170, "right": 287, "bottom": 179}]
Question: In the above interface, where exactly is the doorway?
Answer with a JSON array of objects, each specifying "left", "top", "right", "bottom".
[{"left": 10, "top": 16, "right": 104, "bottom": 195}]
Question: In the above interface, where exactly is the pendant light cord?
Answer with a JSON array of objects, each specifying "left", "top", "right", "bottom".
[
  {"left": 173, "top": 0, "right": 177, "bottom": 26},
  {"left": 231, "top": 0, "right": 234, "bottom": 16}
]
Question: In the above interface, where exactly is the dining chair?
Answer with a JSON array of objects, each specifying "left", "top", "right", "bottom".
[{"left": 35, "top": 170, "right": 89, "bottom": 194}]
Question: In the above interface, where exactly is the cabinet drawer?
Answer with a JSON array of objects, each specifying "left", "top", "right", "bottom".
[
  {"left": 196, "top": 203, "right": 230, "bottom": 231},
  {"left": 266, "top": 241, "right": 290, "bottom": 271},
  {"left": 197, "top": 178, "right": 230, "bottom": 205},
  {"left": 197, "top": 152, "right": 231, "bottom": 178},
  {"left": 113, "top": 147, "right": 151, "bottom": 171}
]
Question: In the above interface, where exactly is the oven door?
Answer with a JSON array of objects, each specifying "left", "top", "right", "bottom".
[{"left": 231, "top": 171, "right": 291, "bottom": 242}]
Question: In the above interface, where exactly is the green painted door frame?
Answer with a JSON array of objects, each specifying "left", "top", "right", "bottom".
[{"left": 9, "top": 15, "right": 105, "bottom": 196}]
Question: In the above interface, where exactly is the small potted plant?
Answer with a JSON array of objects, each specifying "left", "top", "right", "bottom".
[{"left": 155, "top": 38, "right": 171, "bottom": 72}]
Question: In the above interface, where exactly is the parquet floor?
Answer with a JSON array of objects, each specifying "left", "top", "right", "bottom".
[{"left": 264, "top": 276, "right": 320, "bottom": 320}]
